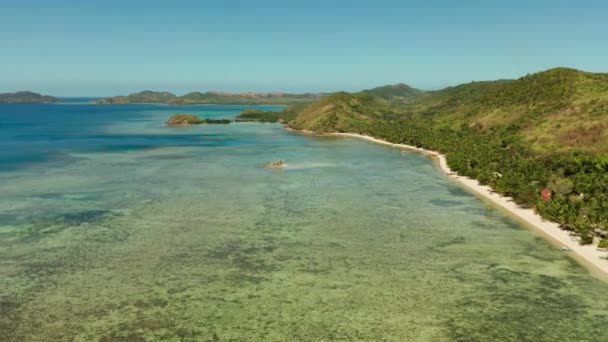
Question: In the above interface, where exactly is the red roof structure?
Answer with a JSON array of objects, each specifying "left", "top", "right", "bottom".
[{"left": 541, "top": 188, "right": 552, "bottom": 202}]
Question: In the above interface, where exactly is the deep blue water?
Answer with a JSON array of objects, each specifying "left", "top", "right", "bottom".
[{"left": 0, "top": 102, "right": 280, "bottom": 171}]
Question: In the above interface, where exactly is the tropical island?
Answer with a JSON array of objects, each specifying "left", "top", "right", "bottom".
[
  {"left": 164, "top": 114, "right": 231, "bottom": 126},
  {"left": 237, "top": 67, "right": 608, "bottom": 266},
  {"left": 0, "top": 91, "right": 59, "bottom": 103},
  {"left": 96, "top": 90, "right": 323, "bottom": 105}
]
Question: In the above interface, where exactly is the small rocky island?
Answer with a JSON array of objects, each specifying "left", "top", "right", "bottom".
[
  {"left": 0, "top": 91, "right": 59, "bottom": 103},
  {"left": 165, "top": 114, "right": 232, "bottom": 126},
  {"left": 264, "top": 160, "right": 288, "bottom": 169}
]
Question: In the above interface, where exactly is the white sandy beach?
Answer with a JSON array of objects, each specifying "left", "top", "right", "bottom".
[{"left": 295, "top": 130, "right": 608, "bottom": 278}]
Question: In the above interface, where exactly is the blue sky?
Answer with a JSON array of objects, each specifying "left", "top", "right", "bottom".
[{"left": 1, "top": 0, "right": 607, "bottom": 96}]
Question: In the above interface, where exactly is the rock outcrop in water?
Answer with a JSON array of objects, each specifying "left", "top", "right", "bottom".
[
  {"left": 284, "top": 67, "right": 608, "bottom": 248},
  {"left": 264, "top": 160, "right": 288, "bottom": 169}
]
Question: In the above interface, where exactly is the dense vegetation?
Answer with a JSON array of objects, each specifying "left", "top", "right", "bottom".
[
  {"left": 235, "top": 107, "right": 302, "bottom": 123},
  {"left": 407, "top": 68, "right": 608, "bottom": 154},
  {"left": 0, "top": 91, "right": 59, "bottom": 103},
  {"left": 97, "top": 91, "right": 322, "bottom": 105},
  {"left": 288, "top": 92, "right": 396, "bottom": 132},
  {"left": 261, "top": 68, "right": 608, "bottom": 245},
  {"left": 363, "top": 83, "right": 426, "bottom": 104},
  {"left": 164, "top": 114, "right": 231, "bottom": 125}
]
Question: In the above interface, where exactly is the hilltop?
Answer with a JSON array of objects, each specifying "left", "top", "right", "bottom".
[
  {"left": 288, "top": 92, "right": 395, "bottom": 133},
  {"left": 0, "top": 91, "right": 59, "bottom": 103},
  {"left": 363, "top": 83, "right": 426, "bottom": 103},
  {"left": 96, "top": 90, "right": 323, "bottom": 105},
  {"left": 286, "top": 68, "right": 608, "bottom": 154},
  {"left": 403, "top": 67, "right": 608, "bottom": 154}
]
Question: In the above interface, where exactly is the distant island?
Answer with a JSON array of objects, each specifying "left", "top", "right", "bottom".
[
  {"left": 96, "top": 90, "right": 324, "bottom": 105},
  {"left": 0, "top": 91, "right": 59, "bottom": 103},
  {"left": 233, "top": 84, "right": 425, "bottom": 123},
  {"left": 165, "top": 114, "right": 232, "bottom": 126},
  {"left": 237, "top": 67, "right": 608, "bottom": 252}
]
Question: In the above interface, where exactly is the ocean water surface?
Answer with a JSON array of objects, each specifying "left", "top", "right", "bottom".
[{"left": 1, "top": 102, "right": 607, "bottom": 341}]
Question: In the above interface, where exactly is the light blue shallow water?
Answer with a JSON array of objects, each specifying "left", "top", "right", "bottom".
[{"left": 1, "top": 102, "right": 607, "bottom": 341}]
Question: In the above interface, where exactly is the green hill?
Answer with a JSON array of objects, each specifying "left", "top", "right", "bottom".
[
  {"left": 288, "top": 92, "right": 396, "bottom": 133},
  {"left": 284, "top": 68, "right": 608, "bottom": 243},
  {"left": 288, "top": 68, "right": 608, "bottom": 154},
  {"left": 405, "top": 68, "right": 608, "bottom": 154},
  {"left": 363, "top": 83, "right": 425, "bottom": 103},
  {"left": 0, "top": 91, "right": 59, "bottom": 103}
]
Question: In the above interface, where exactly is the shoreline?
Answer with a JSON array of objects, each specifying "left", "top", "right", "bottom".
[{"left": 291, "top": 129, "right": 608, "bottom": 279}]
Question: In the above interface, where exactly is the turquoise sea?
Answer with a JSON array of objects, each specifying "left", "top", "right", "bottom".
[{"left": 1, "top": 101, "right": 607, "bottom": 341}]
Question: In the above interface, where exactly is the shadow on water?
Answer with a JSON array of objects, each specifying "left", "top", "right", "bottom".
[
  {"left": 0, "top": 209, "right": 117, "bottom": 245},
  {"left": 203, "top": 239, "right": 281, "bottom": 284},
  {"left": 60, "top": 209, "right": 111, "bottom": 225},
  {"left": 443, "top": 265, "right": 600, "bottom": 342},
  {"left": 429, "top": 198, "right": 464, "bottom": 208},
  {"left": 0, "top": 151, "right": 85, "bottom": 172}
]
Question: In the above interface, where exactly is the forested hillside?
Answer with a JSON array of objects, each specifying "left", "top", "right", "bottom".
[
  {"left": 288, "top": 92, "right": 396, "bottom": 132},
  {"left": 405, "top": 68, "right": 608, "bottom": 154},
  {"left": 259, "top": 68, "right": 608, "bottom": 245}
]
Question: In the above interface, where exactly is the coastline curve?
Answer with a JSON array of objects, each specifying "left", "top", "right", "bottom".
[{"left": 289, "top": 129, "right": 608, "bottom": 280}]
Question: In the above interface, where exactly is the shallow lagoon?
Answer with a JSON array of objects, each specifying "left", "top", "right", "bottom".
[{"left": 1, "top": 103, "right": 607, "bottom": 341}]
